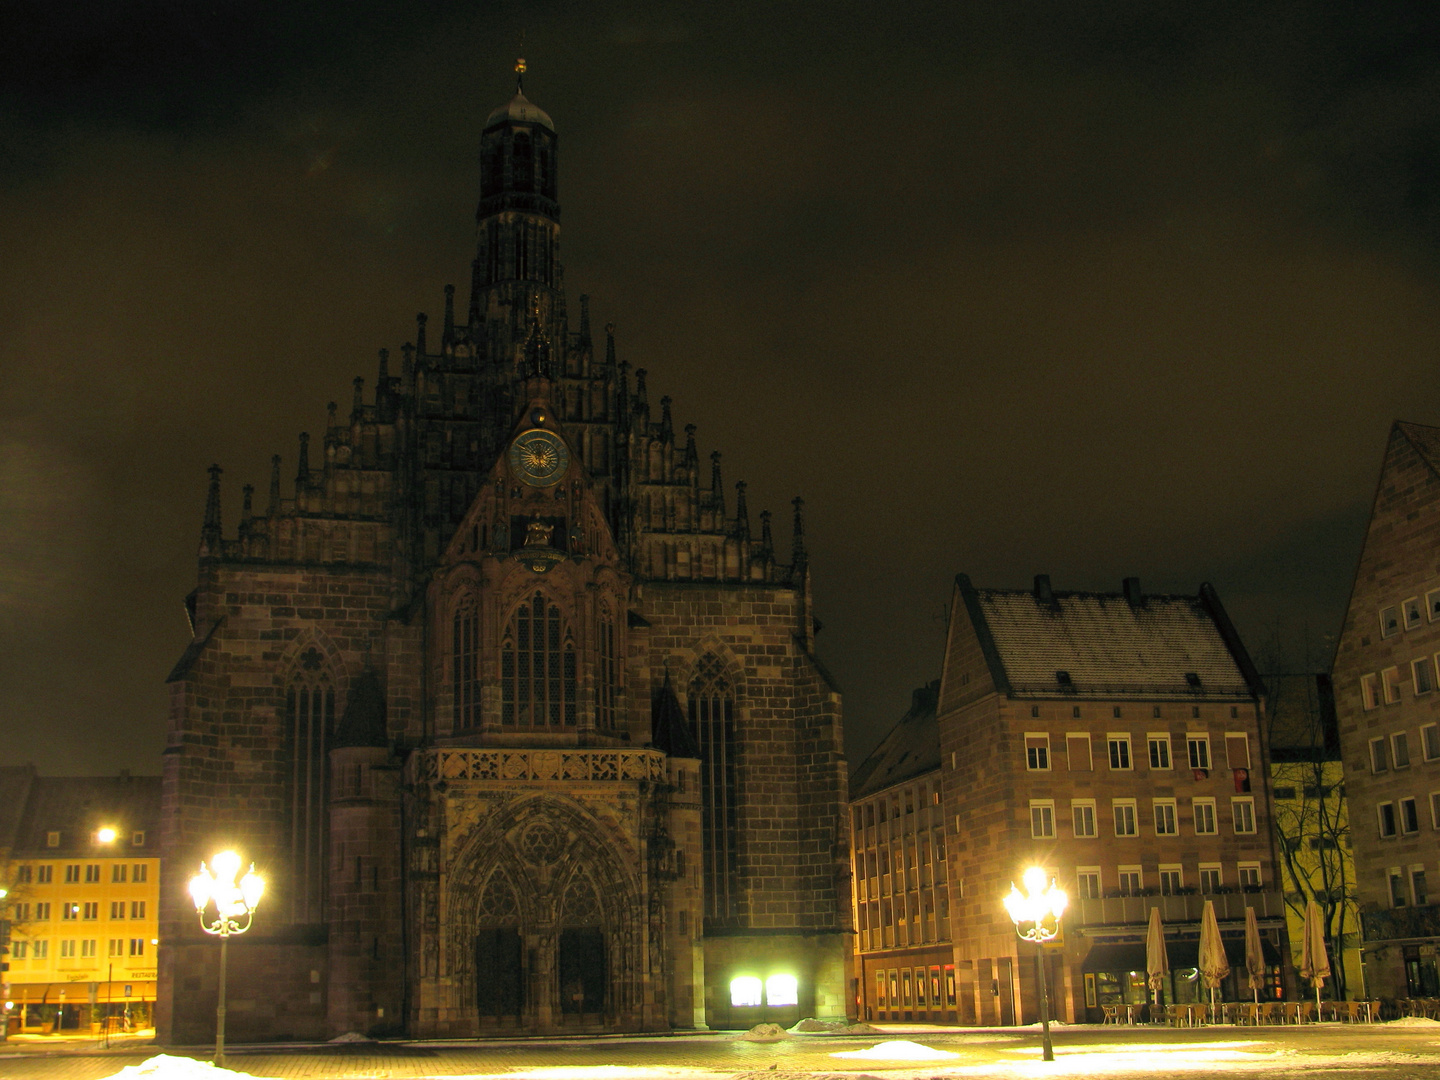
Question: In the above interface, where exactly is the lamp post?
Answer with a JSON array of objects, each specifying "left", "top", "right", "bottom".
[
  {"left": 189, "top": 851, "right": 264, "bottom": 1069},
  {"left": 1003, "top": 867, "right": 1068, "bottom": 1063}
]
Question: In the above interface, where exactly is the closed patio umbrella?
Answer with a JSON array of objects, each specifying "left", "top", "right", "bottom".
[
  {"left": 1243, "top": 905, "right": 1266, "bottom": 1005},
  {"left": 1146, "top": 906, "right": 1170, "bottom": 1019},
  {"left": 1299, "top": 897, "right": 1331, "bottom": 1015},
  {"left": 1197, "top": 899, "right": 1230, "bottom": 1023}
]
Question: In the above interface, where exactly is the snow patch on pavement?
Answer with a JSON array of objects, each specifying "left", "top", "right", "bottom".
[
  {"left": 96, "top": 1056, "right": 278, "bottom": 1080},
  {"left": 831, "top": 1039, "right": 960, "bottom": 1060}
]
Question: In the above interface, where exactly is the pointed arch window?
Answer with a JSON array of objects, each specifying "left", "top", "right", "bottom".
[
  {"left": 596, "top": 602, "right": 618, "bottom": 730},
  {"left": 511, "top": 131, "right": 533, "bottom": 192},
  {"left": 501, "top": 592, "right": 576, "bottom": 727},
  {"left": 454, "top": 595, "right": 481, "bottom": 731},
  {"left": 689, "top": 655, "right": 739, "bottom": 920},
  {"left": 286, "top": 648, "right": 333, "bottom": 924}
]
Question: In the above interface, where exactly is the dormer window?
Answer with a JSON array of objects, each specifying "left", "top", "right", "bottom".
[
  {"left": 1185, "top": 672, "right": 1202, "bottom": 689},
  {"left": 1055, "top": 670, "right": 1073, "bottom": 688}
]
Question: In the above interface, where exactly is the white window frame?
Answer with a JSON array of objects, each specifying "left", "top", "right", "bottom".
[
  {"left": 1378, "top": 801, "right": 1398, "bottom": 838},
  {"left": 1117, "top": 865, "right": 1143, "bottom": 896},
  {"left": 1113, "top": 798, "right": 1138, "bottom": 837},
  {"left": 1076, "top": 866, "right": 1101, "bottom": 900},
  {"left": 1381, "top": 606, "right": 1401, "bottom": 638},
  {"left": 1412, "top": 864, "right": 1429, "bottom": 906},
  {"left": 1187, "top": 733, "right": 1211, "bottom": 771},
  {"left": 1148, "top": 733, "right": 1172, "bottom": 770},
  {"left": 1071, "top": 799, "right": 1098, "bottom": 839},
  {"left": 1193, "top": 797, "right": 1218, "bottom": 835},
  {"left": 1153, "top": 798, "right": 1178, "bottom": 835},
  {"left": 1370, "top": 736, "right": 1390, "bottom": 773},
  {"left": 1158, "top": 864, "right": 1183, "bottom": 896},
  {"left": 1400, "top": 797, "right": 1420, "bottom": 835},
  {"left": 1405, "top": 596, "right": 1424, "bottom": 629},
  {"left": 1416, "top": 659, "right": 1436, "bottom": 696},
  {"left": 1383, "top": 666, "right": 1402, "bottom": 704},
  {"left": 1030, "top": 800, "right": 1056, "bottom": 839},
  {"left": 1423, "top": 722, "right": 1440, "bottom": 762},
  {"left": 1428, "top": 588, "right": 1440, "bottom": 622},
  {"left": 1067, "top": 733, "right": 1093, "bottom": 771},
  {"left": 1430, "top": 791, "right": 1440, "bottom": 829},
  {"left": 1232, "top": 796, "right": 1256, "bottom": 834},
  {"left": 1107, "top": 733, "right": 1132, "bottom": 771},
  {"left": 1361, "top": 673, "right": 1380, "bottom": 711},
  {"left": 1389, "top": 866, "right": 1406, "bottom": 907},
  {"left": 1025, "top": 732, "right": 1051, "bottom": 772},
  {"left": 1237, "top": 862, "right": 1262, "bottom": 889},
  {"left": 1393, "top": 731, "right": 1411, "bottom": 769},
  {"left": 1199, "top": 863, "right": 1223, "bottom": 893}
]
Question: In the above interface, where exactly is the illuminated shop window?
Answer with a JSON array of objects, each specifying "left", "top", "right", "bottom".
[
  {"left": 765, "top": 974, "right": 798, "bottom": 1007},
  {"left": 730, "top": 976, "right": 762, "bottom": 1008}
]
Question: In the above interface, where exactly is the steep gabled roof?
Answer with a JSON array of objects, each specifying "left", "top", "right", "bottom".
[
  {"left": 1396, "top": 421, "right": 1440, "bottom": 479},
  {"left": 1263, "top": 672, "right": 1339, "bottom": 762},
  {"left": 10, "top": 773, "right": 161, "bottom": 857},
  {"left": 957, "top": 576, "right": 1260, "bottom": 700},
  {"left": 849, "top": 681, "right": 940, "bottom": 800},
  {"left": 0, "top": 764, "right": 37, "bottom": 853}
]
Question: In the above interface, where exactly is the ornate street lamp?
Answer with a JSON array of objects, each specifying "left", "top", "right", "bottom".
[
  {"left": 1003, "top": 867, "right": 1068, "bottom": 1063},
  {"left": 189, "top": 851, "right": 264, "bottom": 1068}
]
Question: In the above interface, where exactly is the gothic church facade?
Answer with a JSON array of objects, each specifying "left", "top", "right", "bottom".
[{"left": 157, "top": 74, "right": 850, "bottom": 1041}]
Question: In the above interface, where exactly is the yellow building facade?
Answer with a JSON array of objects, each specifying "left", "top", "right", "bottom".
[{"left": 1, "top": 767, "right": 160, "bottom": 1033}]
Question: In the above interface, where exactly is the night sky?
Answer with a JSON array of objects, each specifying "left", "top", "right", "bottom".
[{"left": 4, "top": 2, "right": 1440, "bottom": 777}]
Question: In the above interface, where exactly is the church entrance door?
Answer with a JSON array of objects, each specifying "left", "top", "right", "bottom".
[
  {"left": 558, "top": 927, "right": 607, "bottom": 1022},
  {"left": 475, "top": 928, "right": 523, "bottom": 1026}
]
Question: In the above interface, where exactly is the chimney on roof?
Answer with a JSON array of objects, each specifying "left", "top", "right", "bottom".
[
  {"left": 1123, "top": 577, "right": 1143, "bottom": 607},
  {"left": 1034, "top": 574, "right": 1053, "bottom": 603}
]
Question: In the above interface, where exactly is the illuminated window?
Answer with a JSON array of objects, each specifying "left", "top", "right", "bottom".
[
  {"left": 501, "top": 592, "right": 577, "bottom": 728},
  {"left": 453, "top": 595, "right": 480, "bottom": 730},
  {"left": 691, "top": 653, "right": 739, "bottom": 920},
  {"left": 729, "top": 976, "right": 762, "bottom": 1007},
  {"left": 765, "top": 974, "right": 798, "bottom": 1006}
]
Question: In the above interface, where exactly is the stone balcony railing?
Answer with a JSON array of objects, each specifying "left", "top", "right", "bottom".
[
  {"left": 1361, "top": 903, "right": 1440, "bottom": 943},
  {"left": 1072, "top": 890, "right": 1287, "bottom": 929}
]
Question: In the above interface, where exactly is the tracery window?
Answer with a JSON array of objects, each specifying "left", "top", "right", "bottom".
[
  {"left": 454, "top": 597, "right": 481, "bottom": 730},
  {"left": 596, "top": 603, "right": 618, "bottom": 730},
  {"left": 286, "top": 647, "right": 333, "bottom": 924},
  {"left": 501, "top": 592, "right": 577, "bottom": 727},
  {"left": 689, "top": 654, "right": 739, "bottom": 920}
]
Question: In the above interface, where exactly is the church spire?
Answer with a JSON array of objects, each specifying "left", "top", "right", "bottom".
[{"left": 201, "top": 464, "right": 222, "bottom": 552}]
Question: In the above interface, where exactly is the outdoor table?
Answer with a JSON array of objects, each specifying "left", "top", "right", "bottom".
[
  {"left": 1231, "top": 1002, "right": 1261, "bottom": 1025},
  {"left": 1258, "top": 1001, "right": 1285, "bottom": 1025}
]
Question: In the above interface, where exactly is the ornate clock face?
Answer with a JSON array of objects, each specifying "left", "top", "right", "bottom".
[{"left": 508, "top": 428, "right": 570, "bottom": 487}]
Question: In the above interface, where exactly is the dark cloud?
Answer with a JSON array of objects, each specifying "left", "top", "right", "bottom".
[{"left": 3, "top": 1, "right": 1440, "bottom": 772}]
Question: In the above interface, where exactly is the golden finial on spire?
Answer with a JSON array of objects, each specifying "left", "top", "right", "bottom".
[{"left": 515, "top": 56, "right": 526, "bottom": 94}]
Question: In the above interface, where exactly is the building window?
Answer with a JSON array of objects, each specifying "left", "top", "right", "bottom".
[
  {"left": 1117, "top": 867, "right": 1142, "bottom": 896},
  {"left": 1428, "top": 588, "right": 1440, "bottom": 622},
  {"left": 1067, "top": 733, "right": 1093, "bottom": 771},
  {"left": 1148, "top": 734, "right": 1172, "bottom": 770},
  {"left": 1025, "top": 733, "right": 1051, "bottom": 771},
  {"left": 133, "top": 865, "right": 148, "bottom": 883},
  {"left": 1187, "top": 734, "right": 1211, "bottom": 772},
  {"left": 64, "top": 864, "right": 79, "bottom": 884},
  {"left": 1431, "top": 792, "right": 1440, "bottom": 828},
  {"left": 596, "top": 603, "right": 618, "bottom": 730},
  {"left": 1383, "top": 666, "right": 1402, "bottom": 704},
  {"left": 82, "top": 902, "right": 98, "bottom": 920},
  {"left": 1416, "top": 660, "right": 1436, "bottom": 696},
  {"left": 1389, "top": 868, "right": 1407, "bottom": 907},
  {"left": 1381, "top": 606, "right": 1401, "bottom": 637},
  {"left": 1113, "top": 799, "right": 1138, "bottom": 837},
  {"left": 1153, "top": 799, "right": 1178, "bottom": 835},
  {"left": 1077, "top": 868, "right": 1101, "bottom": 899},
  {"left": 1108, "top": 734, "right": 1132, "bottom": 770},
  {"left": 1405, "top": 597, "right": 1423, "bottom": 629},
  {"left": 84, "top": 864, "right": 100, "bottom": 883},
  {"left": 1378, "top": 802, "right": 1398, "bottom": 838},
  {"left": 15, "top": 865, "right": 31, "bottom": 884},
  {"left": 286, "top": 656, "right": 334, "bottom": 925},
  {"left": 1232, "top": 797, "right": 1256, "bottom": 834},
  {"left": 501, "top": 591, "right": 578, "bottom": 728},
  {"left": 33, "top": 941, "right": 47, "bottom": 959},
  {"left": 1413, "top": 868, "right": 1429, "bottom": 906},
  {"left": 130, "top": 900, "right": 146, "bottom": 919},
  {"left": 1423, "top": 724, "right": 1440, "bottom": 762},
  {"left": 34, "top": 902, "right": 50, "bottom": 920},
  {"left": 36, "top": 865, "right": 51, "bottom": 884},
  {"left": 1193, "top": 798, "right": 1218, "bottom": 835},
  {"left": 453, "top": 598, "right": 480, "bottom": 730},
  {"left": 129, "top": 939, "right": 145, "bottom": 957},
  {"left": 61, "top": 902, "right": 78, "bottom": 921},
  {"left": 1371, "top": 737, "right": 1390, "bottom": 773},
  {"left": 108, "top": 939, "right": 124, "bottom": 958},
  {"left": 1199, "top": 865, "right": 1222, "bottom": 893},
  {"left": 1225, "top": 734, "right": 1251, "bottom": 770},
  {"left": 1393, "top": 732, "right": 1412, "bottom": 769},
  {"left": 690, "top": 653, "right": 739, "bottom": 920},
  {"left": 81, "top": 939, "right": 96, "bottom": 958},
  {"left": 132, "top": 831, "right": 145, "bottom": 846},
  {"left": 1238, "top": 863, "right": 1262, "bottom": 889},
  {"left": 11, "top": 941, "right": 26, "bottom": 959},
  {"left": 1030, "top": 801, "right": 1055, "bottom": 839},
  {"left": 11, "top": 903, "right": 29, "bottom": 922},
  {"left": 1362, "top": 674, "right": 1380, "bottom": 710},
  {"left": 60, "top": 940, "right": 76, "bottom": 958},
  {"left": 111, "top": 865, "right": 127, "bottom": 884},
  {"left": 46, "top": 831, "right": 59, "bottom": 847},
  {"left": 1400, "top": 797, "right": 1420, "bottom": 834},
  {"left": 1072, "top": 800, "right": 1097, "bottom": 838},
  {"left": 110, "top": 901, "right": 124, "bottom": 919},
  {"left": 1159, "top": 867, "right": 1183, "bottom": 895}
]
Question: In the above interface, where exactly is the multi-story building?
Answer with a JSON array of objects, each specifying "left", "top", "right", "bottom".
[
  {"left": 848, "top": 682, "right": 957, "bottom": 1022},
  {"left": 1264, "top": 673, "right": 1363, "bottom": 999},
  {"left": 158, "top": 68, "right": 849, "bottom": 1042},
  {"left": 0, "top": 766, "right": 161, "bottom": 1033},
  {"left": 1332, "top": 420, "right": 1440, "bottom": 999},
  {"left": 936, "top": 574, "right": 1286, "bottom": 1024}
]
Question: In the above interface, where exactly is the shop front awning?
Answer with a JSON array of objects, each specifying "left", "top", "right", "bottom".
[{"left": 1083, "top": 937, "right": 1282, "bottom": 974}]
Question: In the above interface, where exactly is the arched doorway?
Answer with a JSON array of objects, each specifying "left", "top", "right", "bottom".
[
  {"left": 474, "top": 870, "right": 525, "bottom": 1029},
  {"left": 557, "top": 870, "right": 607, "bottom": 1026}
]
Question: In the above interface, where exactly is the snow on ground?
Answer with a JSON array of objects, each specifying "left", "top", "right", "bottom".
[
  {"left": 97, "top": 1056, "right": 278, "bottom": 1080},
  {"left": 830, "top": 1039, "right": 961, "bottom": 1060},
  {"left": 736, "top": 1023, "right": 791, "bottom": 1042}
]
